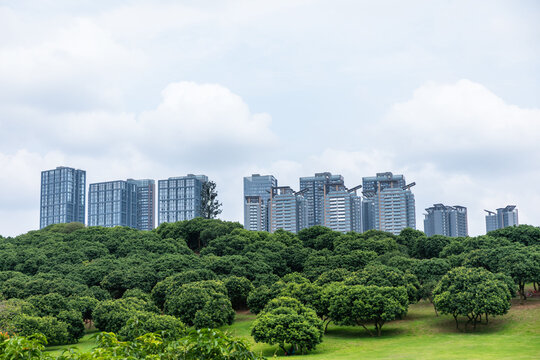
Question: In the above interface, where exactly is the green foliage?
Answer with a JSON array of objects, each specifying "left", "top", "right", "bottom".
[
  {"left": 314, "top": 268, "right": 351, "bottom": 286},
  {"left": 247, "top": 285, "right": 275, "bottom": 315},
  {"left": 27, "top": 293, "right": 68, "bottom": 317},
  {"left": 117, "top": 311, "right": 185, "bottom": 341},
  {"left": 297, "top": 226, "right": 338, "bottom": 251},
  {"left": 67, "top": 297, "right": 99, "bottom": 322},
  {"left": 1, "top": 329, "right": 262, "bottom": 360},
  {"left": 488, "top": 224, "right": 540, "bottom": 246},
  {"left": 0, "top": 333, "right": 51, "bottom": 360},
  {"left": 56, "top": 310, "right": 85, "bottom": 343},
  {"left": 93, "top": 298, "right": 155, "bottom": 333},
  {"left": 327, "top": 284, "right": 409, "bottom": 336},
  {"left": 121, "top": 288, "right": 151, "bottom": 303},
  {"left": 0, "top": 299, "right": 36, "bottom": 334},
  {"left": 433, "top": 267, "right": 512, "bottom": 329},
  {"left": 345, "top": 264, "right": 421, "bottom": 303},
  {"left": 251, "top": 296, "right": 323, "bottom": 355},
  {"left": 155, "top": 218, "right": 242, "bottom": 251},
  {"left": 412, "top": 235, "right": 450, "bottom": 259},
  {"left": 223, "top": 276, "right": 254, "bottom": 310},
  {"left": 200, "top": 181, "right": 223, "bottom": 219},
  {"left": 164, "top": 281, "right": 234, "bottom": 328},
  {"left": 12, "top": 315, "right": 69, "bottom": 345},
  {"left": 303, "top": 249, "right": 377, "bottom": 280}
]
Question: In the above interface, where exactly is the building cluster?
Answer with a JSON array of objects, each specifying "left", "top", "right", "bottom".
[
  {"left": 40, "top": 166, "right": 520, "bottom": 236},
  {"left": 244, "top": 172, "right": 417, "bottom": 235},
  {"left": 40, "top": 167, "right": 210, "bottom": 230}
]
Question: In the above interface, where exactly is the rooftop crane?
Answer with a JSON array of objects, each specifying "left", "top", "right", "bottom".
[{"left": 402, "top": 182, "right": 416, "bottom": 191}]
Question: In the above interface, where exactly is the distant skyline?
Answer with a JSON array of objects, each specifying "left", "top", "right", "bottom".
[{"left": 1, "top": 1, "right": 539, "bottom": 236}]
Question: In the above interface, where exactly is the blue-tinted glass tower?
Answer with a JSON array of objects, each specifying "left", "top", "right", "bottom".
[
  {"left": 40, "top": 166, "right": 86, "bottom": 228},
  {"left": 158, "top": 174, "right": 208, "bottom": 225},
  {"left": 243, "top": 174, "right": 277, "bottom": 231}
]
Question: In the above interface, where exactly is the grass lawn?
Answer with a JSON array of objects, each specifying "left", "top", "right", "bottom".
[
  {"left": 227, "top": 298, "right": 540, "bottom": 360},
  {"left": 46, "top": 297, "right": 540, "bottom": 359},
  {"left": 46, "top": 331, "right": 99, "bottom": 356}
]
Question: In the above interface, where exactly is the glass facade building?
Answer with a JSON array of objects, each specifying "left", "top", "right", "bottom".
[
  {"left": 362, "top": 172, "right": 416, "bottom": 235},
  {"left": 424, "top": 204, "right": 468, "bottom": 237},
  {"left": 269, "top": 186, "right": 307, "bottom": 233},
  {"left": 88, "top": 180, "right": 137, "bottom": 228},
  {"left": 40, "top": 167, "right": 86, "bottom": 229},
  {"left": 158, "top": 174, "right": 208, "bottom": 225},
  {"left": 485, "top": 205, "right": 518, "bottom": 233},
  {"left": 299, "top": 172, "right": 345, "bottom": 227},
  {"left": 129, "top": 179, "right": 155, "bottom": 231},
  {"left": 322, "top": 189, "right": 363, "bottom": 233},
  {"left": 88, "top": 178, "right": 155, "bottom": 230},
  {"left": 243, "top": 174, "right": 277, "bottom": 231}
]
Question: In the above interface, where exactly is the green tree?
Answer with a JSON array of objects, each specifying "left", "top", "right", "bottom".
[
  {"left": 164, "top": 281, "right": 234, "bottom": 328},
  {"left": 251, "top": 297, "right": 323, "bottom": 355},
  {"left": 345, "top": 264, "right": 421, "bottom": 304},
  {"left": 223, "top": 276, "right": 254, "bottom": 310},
  {"left": 12, "top": 314, "right": 70, "bottom": 345},
  {"left": 200, "top": 181, "right": 222, "bottom": 219},
  {"left": 432, "top": 267, "right": 512, "bottom": 329},
  {"left": 118, "top": 311, "right": 185, "bottom": 341},
  {"left": 329, "top": 284, "right": 408, "bottom": 336},
  {"left": 93, "top": 298, "right": 154, "bottom": 333}
]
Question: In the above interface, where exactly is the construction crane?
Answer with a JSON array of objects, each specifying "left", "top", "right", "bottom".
[
  {"left": 347, "top": 185, "right": 362, "bottom": 193},
  {"left": 402, "top": 182, "right": 416, "bottom": 191}
]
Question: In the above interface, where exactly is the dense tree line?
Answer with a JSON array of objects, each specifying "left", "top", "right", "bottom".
[{"left": 0, "top": 219, "right": 539, "bottom": 354}]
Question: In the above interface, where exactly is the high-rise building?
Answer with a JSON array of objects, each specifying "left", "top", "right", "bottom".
[
  {"left": 362, "top": 172, "right": 416, "bottom": 235},
  {"left": 129, "top": 179, "right": 155, "bottom": 231},
  {"left": 88, "top": 180, "right": 137, "bottom": 228},
  {"left": 323, "top": 189, "right": 363, "bottom": 233},
  {"left": 40, "top": 166, "right": 86, "bottom": 229},
  {"left": 424, "top": 204, "right": 468, "bottom": 237},
  {"left": 158, "top": 174, "right": 208, "bottom": 225},
  {"left": 485, "top": 205, "right": 519, "bottom": 233},
  {"left": 88, "top": 179, "right": 155, "bottom": 230},
  {"left": 243, "top": 174, "right": 277, "bottom": 231},
  {"left": 299, "top": 173, "right": 345, "bottom": 227},
  {"left": 485, "top": 211, "right": 498, "bottom": 233},
  {"left": 269, "top": 186, "right": 307, "bottom": 233}
]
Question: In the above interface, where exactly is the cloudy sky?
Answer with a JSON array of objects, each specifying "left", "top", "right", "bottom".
[{"left": 1, "top": 0, "right": 539, "bottom": 237}]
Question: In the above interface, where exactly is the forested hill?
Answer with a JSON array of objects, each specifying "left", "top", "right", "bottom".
[{"left": 0, "top": 219, "right": 539, "bottom": 346}]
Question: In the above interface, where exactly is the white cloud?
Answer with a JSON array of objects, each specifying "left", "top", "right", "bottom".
[{"left": 383, "top": 79, "right": 540, "bottom": 155}]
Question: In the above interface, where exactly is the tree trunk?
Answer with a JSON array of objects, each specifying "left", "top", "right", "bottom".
[
  {"left": 485, "top": 313, "right": 489, "bottom": 324},
  {"left": 454, "top": 315, "right": 459, "bottom": 330},
  {"left": 519, "top": 282, "right": 526, "bottom": 304},
  {"left": 361, "top": 323, "right": 374, "bottom": 337},
  {"left": 280, "top": 344, "right": 288, "bottom": 356},
  {"left": 376, "top": 322, "right": 382, "bottom": 337},
  {"left": 429, "top": 297, "right": 438, "bottom": 316},
  {"left": 324, "top": 319, "right": 331, "bottom": 333}
]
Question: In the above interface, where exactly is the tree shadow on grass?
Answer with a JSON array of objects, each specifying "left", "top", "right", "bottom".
[
  {"left": 428, "top": 315, "right": 510, "bottom": 335},
  {"left": 326, "top": 325, "right": 406, "bottom": 339}
]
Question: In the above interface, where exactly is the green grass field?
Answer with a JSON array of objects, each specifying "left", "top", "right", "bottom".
[{"left": 47, "top": 297, "right": 540, "bottom": 359}]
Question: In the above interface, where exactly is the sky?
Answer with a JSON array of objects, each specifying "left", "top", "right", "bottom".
[{"left": 0, "top": 0, "right": 539, "bottom": 237}]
